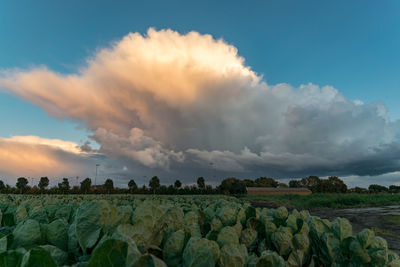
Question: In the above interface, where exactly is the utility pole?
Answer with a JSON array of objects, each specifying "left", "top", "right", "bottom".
[
  {"left": 209, "top": 162, "right": 215, "bottom": 181},
  {"left": 95, "top": 164, "right": 100, "bottom": 186}
]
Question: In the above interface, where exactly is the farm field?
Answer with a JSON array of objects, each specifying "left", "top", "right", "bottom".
[
  {"left": 245, "top": 193, "right": 400, "bottom": 254},
  {"left": 311, "top": 206, "right": 400, "bottom": 254},
  {"left": 243, "top": 193, "right": 400, "bottom": 209},
  {"left": 0, "top": 194, "right": 398, "bottom": 266}
]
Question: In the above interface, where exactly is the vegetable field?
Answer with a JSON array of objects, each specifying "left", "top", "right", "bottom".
[
  {"left": 0, "top": 195, "right": 398, "bottom": 266},
  {"left": 243, "top": 193, "right": 400, "bottom": 209}
]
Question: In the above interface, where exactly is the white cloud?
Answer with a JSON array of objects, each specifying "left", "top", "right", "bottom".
[{"left": 7, "top": 135, "right": 84, "bottom": 154}]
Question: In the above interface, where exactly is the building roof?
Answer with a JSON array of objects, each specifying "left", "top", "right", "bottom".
[{"left": 246, "top": 187, "right": 311, "bottom": 192}]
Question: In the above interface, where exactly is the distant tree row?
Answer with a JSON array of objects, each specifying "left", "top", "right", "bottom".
[
  {"left": 214, "top": 176, "right": 400, "bottom": 195},
  {"left": 216, "top": 176, "right": 348, "bottom": 195},
  {"left": 0, "top": 176, "right": 216, "bottom": 195},
  {"left": 288, "top": 177, "right": 400, "bottom": 194},
  {"left": 288, "top": 176, "right": 348, "bottom": 193},
  {"left": 353, "top": 184, "right": 400, "bottom": 194},
  {"left": 0, "top": 175, "right": 398, "bottom": 195}
]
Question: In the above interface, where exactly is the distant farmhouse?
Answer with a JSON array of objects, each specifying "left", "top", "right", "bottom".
[{"left": 246, "top": 187, "right": 312, "bottom": 195}]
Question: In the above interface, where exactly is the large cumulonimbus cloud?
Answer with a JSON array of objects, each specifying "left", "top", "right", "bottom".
[{"left": 1, "top": 28, "right": 400, "bottom": 179}]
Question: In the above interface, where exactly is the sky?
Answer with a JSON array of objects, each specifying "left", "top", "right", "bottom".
[{"left": 0, "top": 0, "right": 399, "bottom": 188}]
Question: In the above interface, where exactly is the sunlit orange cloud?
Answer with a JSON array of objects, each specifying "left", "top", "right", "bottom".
[
  {"left": 0, "top": 136, "right": 93, "bottom": 181},
  {"left": 0, "top": 28, "right": 262, "bottom": 169},
  {"left": 0, "top": 28, "right": 259, "bottom": 134}
]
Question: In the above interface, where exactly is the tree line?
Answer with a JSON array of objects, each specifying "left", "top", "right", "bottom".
[
  {"left": 218, "top": 176, "right": 400, "bottom": 195},
  {"left": 0, "top": 175, "right": 398, "bottom": 195},
  {"left": 0, "top": 176, "right": 215, "bottom": 195}
]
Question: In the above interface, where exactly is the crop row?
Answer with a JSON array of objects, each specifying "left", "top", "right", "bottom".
[{"left": 0, "top": 194, "right": 398, "bottom": 266}]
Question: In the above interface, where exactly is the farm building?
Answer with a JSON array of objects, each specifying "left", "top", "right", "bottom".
[{"left": 246, "top": 187, "right": 312, "bottom": 195}]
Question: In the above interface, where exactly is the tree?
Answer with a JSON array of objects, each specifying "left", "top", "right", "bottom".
[
  {"left": 205, "top": 185, "right": 214, "bottom": 194},
  {"left": 104, "top": 179, "right": 114, "bottom": 194},
  {"left": 158, "top": 185, "right": 168, "bottom": 194},
  {"left": 368, "top": 184, "right": 388, "bottom": 193},
  {"left": 174, "top": 180, "right": 182, "bottom": 188},
  {"left": 38, "top": 177, "right": 49, "bottom": 192},
  {"left": 328, "top": 176, "right": 347, "bottom": 193},
  {"left": 289, "top": 180, "right": 302, "bottom": 188},
  {"left": 149, "top": 176, "right": 160, "bottom": 194},
  {"left": 128, "top": 179, "right": 137, "bottom": 194},
  {"left": 299, "top": 176, "right": 347, "bottom": 193},
  {"left": 16, "top": 177, "right": 29, "bottom": 194},
  {"left": 141, "top": 185, "right": 148, "bottom": 194},
  {"left": 197, "top": 177, "right": 205, "bottom": 189},
  {"left": 349, "top": 187, "right": 368, "bottom": 193},
  {"left": 167, "top": 185, "right": 176, "bottom": 194},
  {"left": 0, "top": 180, "right": 5, "bottom": 193},
  {"left": 389, "top": 185, "right": 400, "bottom": 193},
  {"left": 80, "top": 178, "right": 92, "bottom": 194},
  {"left": 300, "top": 176, "right": 321, "bottom": 193},
  {"left": 243, "top": 179, "right": 255, "bottom": 187},
  {"left": 319, "top": 179, "right": 333, "bottom": 193},
  {"left": 58, "top": 178, "right": 70, "bottom": 194},
  {"left": 218, "top": 178, "right": 247, "bottom": 195},
  {"left": 254, "top": 177, "right": 279, "bottom": 188}
]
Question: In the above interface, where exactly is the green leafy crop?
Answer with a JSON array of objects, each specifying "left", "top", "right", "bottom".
[{"left": 0, "top": 194, "right": 397, "bottom": 266}]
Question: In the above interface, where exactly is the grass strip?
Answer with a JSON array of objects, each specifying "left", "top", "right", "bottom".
[{"left": 242, "top": 193, "right": 400, "bottom": 209}]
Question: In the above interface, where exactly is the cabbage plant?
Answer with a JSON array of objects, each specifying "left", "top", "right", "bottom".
[{"left": 0, "top": 194, "right": 397, "bottom": 266}]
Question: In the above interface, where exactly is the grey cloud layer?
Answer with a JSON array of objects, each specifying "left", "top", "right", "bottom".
[{"left": 1, "top": 28, "right": 400, "bottom": 180}]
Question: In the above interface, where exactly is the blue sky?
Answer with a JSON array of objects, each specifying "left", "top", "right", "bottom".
[{"left": 0, "top": 1, "right": 399, "bottom": 186}]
